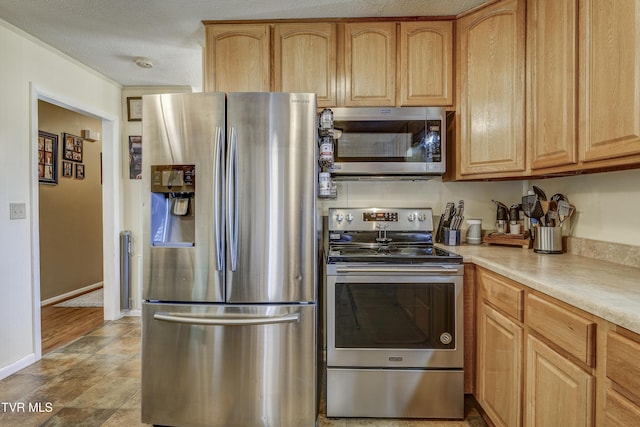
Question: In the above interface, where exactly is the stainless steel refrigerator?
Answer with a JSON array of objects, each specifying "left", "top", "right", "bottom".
[{"left": 140, "top": 92, "right": 318, "bottom": 427}]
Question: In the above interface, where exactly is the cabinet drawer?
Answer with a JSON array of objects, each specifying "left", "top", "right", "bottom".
[
  {"left": 526, "top": 294, "right": 596, "bottom": 366},
  {"left": 607, "top": 332, "right": 640, "bottom": 403},
  {"left": 477, "top": 268, "right": 524, "bottom": 322}
]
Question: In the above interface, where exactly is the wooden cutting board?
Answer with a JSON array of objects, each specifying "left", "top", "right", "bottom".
[{"left": 483, "top": 232, "right": 532, "bottom": 249}]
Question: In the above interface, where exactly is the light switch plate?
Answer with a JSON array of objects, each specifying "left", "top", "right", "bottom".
[{"left": 9, "top": 203, "right": 26, "bottom": 220}]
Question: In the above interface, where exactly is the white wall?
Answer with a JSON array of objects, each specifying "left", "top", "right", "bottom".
[
  {"left": 530, "top": 169, "right": 640, "bottom": 246},
  {"left": 0, "top": 19, "right": 122, "bottom": 379},
  {"left": 321, "top": 169, "right": 640, "bottom": 247},
  {"left": 321, "top": 178, "right": 526, "bottom": 235}
]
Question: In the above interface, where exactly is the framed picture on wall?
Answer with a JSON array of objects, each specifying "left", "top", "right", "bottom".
[
  {"left": 75, "top": 163, "right": 85, "bottom": 179},
  {"left": 127, "top": 97, "right": 143, "bottom": 121},
  {"left": 38, "top": 130, "right": 58, "bottom": 184},
  {"left": 62, "top": 133, "right": 83, "bottom": 162},
  {"left": 129, "top": 135, "right": 142, "bottom": 179},
  {"left": 62, "top": 161, "right": 73, "bottom": 177}
]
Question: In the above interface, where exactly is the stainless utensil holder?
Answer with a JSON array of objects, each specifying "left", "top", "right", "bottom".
[
  {"left": 443, "top": 228, "right": 461, "bottom": 246},
  {"left": 533, "top": 226, "right": 563, "bottom": 254}
]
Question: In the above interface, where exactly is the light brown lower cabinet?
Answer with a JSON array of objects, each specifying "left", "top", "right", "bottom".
[
  {"left": 526, "top": 335, "right": 594, "bottom": 427},
  {"left": 472, "top": 267, "right": 640, "bottom": 427},
  {"left": 476, "top": 302, "right": 522, "bottom": 427},
  {"left": 605, "top": 390, "right": 640, "bottom": 426},
  {"left": 604, "top": 330, "right": 640, "bottom": 426}
]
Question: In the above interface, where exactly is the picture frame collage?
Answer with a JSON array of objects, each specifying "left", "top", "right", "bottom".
[
  {"left": 38, "top": 130, "right": 86, "bottom": 184},
  {"left": 62, "top": 133, "right": 85, "bottom": 180}
]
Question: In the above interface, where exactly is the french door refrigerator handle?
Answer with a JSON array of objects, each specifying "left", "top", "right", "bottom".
[
  {"left": 227, "top": 126, "right": 239, "bottom": 271},
  {"left": 213, "top": 126, "right": 224, "bottom": 271},
  {"left": 153, "top": 312, "right": 300, "bottom": 326}
]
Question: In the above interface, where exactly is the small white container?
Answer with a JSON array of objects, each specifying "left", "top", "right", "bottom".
[
  {"left": 509, "top": 223, "right": 521, "bottom": 235},
  {"left": 319, "top": 172, "right": 332, "bottom": 196},
  {"left": 466, "top": 219, "right": 482, "bottom": 244}
]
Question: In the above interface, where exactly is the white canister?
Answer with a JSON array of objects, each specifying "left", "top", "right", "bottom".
[
  {"left": 319, "top": 172, "right": 332, "bottom": 196},
  {"left": 466, "top": 219, "right": 482, "bottom": 244}
]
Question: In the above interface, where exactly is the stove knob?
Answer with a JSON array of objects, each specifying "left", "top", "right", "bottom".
[
  {"left": 346, "top": 213, "right": 354, "bottom": 222},
  {"left": 440, "top": 332, "right": 453, "bottom": 345},
  {"left": 335, "top": 213, "right": 344, "bottom": 223},
  {"left": 407, "top": 213, "right": 416, "bottom": 222},
  {"left": 418, "top": 213, "right": 427, "bottom": 222}
]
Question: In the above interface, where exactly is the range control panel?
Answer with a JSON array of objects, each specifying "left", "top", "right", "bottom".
[
  {"left": 328, "top": 208, "right": 434, "bottom": 232},
  {"left": 363, "top": 211, "right": 398, "bottom": 222}
]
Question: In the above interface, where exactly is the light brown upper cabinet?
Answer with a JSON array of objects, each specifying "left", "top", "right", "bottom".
[
  {"left": 205, "top": 20, "right": 453, "bottom": 108},
  {"left": 527, "top": 0, "right": 579, "bottom": 170},
  {"left": 527, "top": 0, "right": 640, "bottom": 174},
  {"left": 579, "top": 0, "right": 640, "bottom": 165},
  {"left": 399, "top": 21, "right": 453, "bottom": 106},
  {"left": 204, "top": 24, "right": 270, "bottom": 92},
  {"left": 343, "top": 22, "right": 397, "bottom": 106},
  {"left": 455, "top": 0, "right": 527, "bottom": 179},
  {"left": 273, "top": 23, "right": 337, "bottom": 107}
]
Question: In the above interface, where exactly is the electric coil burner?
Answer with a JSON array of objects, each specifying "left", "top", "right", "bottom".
[{"left": 325, "top": 208, "right": 464, "bottom": 420}]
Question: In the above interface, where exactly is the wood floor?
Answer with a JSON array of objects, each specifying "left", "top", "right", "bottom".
[{"left": 40, "top": 304, "right": 105, "bottom": 354}]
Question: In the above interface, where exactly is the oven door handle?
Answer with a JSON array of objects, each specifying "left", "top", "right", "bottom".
[{"left": 335, "top": 266, "right": 460, "bottom": 274}]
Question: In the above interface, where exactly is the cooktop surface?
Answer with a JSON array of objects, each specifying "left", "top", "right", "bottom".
[{"left": 327, "top": 243, "right": 462, "bottom": 264}]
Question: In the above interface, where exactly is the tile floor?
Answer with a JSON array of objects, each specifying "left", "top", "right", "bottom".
[{"left": 0, "top": 316, "right": 486, "bottom": 426}]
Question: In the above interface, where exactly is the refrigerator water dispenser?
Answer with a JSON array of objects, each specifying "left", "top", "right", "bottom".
[{"left": 149, "top": 165, "right": 195, "bottom": 246}]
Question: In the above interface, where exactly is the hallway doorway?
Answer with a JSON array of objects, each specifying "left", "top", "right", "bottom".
[{"left": 37, "top": 100, "right": 105, "bottom": 353}]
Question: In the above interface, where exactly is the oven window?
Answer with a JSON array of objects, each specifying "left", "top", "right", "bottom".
[{"left": 334, "top": 282, "right": 455, "bottom": 349}]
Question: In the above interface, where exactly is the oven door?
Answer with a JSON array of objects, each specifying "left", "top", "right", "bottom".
[{"left": 326, "top": 264, "right": 463, "bottom": 368}]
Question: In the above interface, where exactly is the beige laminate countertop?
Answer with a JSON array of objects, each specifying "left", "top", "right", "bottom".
[{"left": 439, "top": 243, "right": 640, "bottom": 334}]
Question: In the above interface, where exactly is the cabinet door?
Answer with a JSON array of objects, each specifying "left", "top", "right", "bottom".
[
  {"left": 526, "top": 335, "right": 594, "bottom": 427},
  {"left": 456, "top": 0, "right": 526, "bottom": 178},
  {"left": 527, "top": 0, "right": 579, "bottom": 169},
  {"left": 399, "top": 21, "right": 453, "bottom": 106},
  {"left": 204, "top": 24, "right": 270, "bottom": 92},
  {"left": 579, "top": 0, "right": 640, "bottom": 163},
  {"left": 344, "top": 22, "right": 396, "bottom": 106},
  {"left": 274, "top": 23, "right": 337, "bottom": 107},
  {"left": 477, "top": 302, "right": 523, "bottom": 427},
  {"left": 604, "top": 390, "right": 640, "bottom": 427}
]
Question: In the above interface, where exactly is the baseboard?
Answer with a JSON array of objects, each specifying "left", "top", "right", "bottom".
[
  {"left": 123, "top": 309, "right": 141, "bottom": 317},
  {"left": 0, "top": 353, "right": 37, "bottom": 381},
  {"left": 40, "top": 282, "right": 104, "bottom": 307}
]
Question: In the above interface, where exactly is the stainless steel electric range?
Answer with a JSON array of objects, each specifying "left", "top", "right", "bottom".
[{"left": 325, "top": 207, "right": 464, "bottom": 419}]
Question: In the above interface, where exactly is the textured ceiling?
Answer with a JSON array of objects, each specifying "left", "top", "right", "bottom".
[{"left": 0, "top": 0, "right": 489, "bottom": 92}]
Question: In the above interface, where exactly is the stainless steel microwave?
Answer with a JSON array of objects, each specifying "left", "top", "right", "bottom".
[{"left": 327, "top": 107, "right": 446, "bottom": 176}]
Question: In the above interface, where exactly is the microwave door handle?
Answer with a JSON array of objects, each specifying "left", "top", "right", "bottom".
[
  {"left": 153, "top": 312, "right": 300, "bottom": 326},
  {"left": 213, "top": 126, "right": 224, "bottom": 271},
  {"left": 227, "top": 127, "right": 239, "bottom": 271}
]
